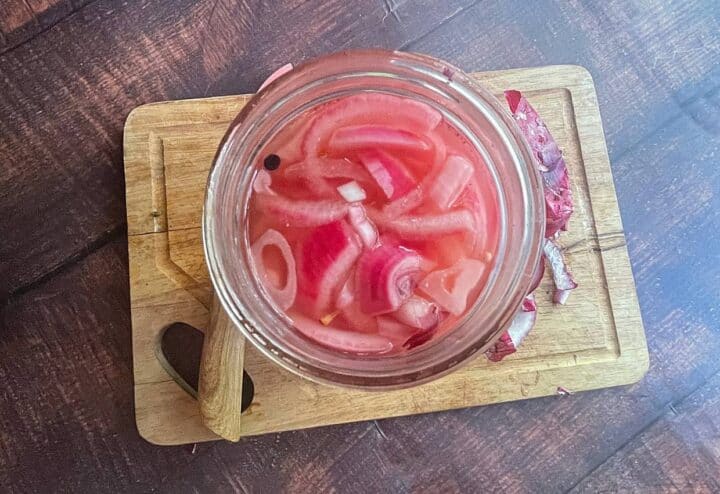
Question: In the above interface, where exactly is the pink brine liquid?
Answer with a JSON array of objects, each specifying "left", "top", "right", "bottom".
[{"left": 247, "top": 93, "right": 499, "bottom": 355}]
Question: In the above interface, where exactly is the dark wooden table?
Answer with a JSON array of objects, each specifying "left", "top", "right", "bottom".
[{"left": 1, "top": 1, "right": 719, "bottom": 492}]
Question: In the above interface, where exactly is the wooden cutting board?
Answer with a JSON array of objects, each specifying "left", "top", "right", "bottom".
[{"left": 124, "top": 65, "right": 648, "bottom": 446}]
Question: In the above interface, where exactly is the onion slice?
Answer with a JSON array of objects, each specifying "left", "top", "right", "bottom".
[
  {"left": 347, "top": 204, "right": 378, "bottom": 248},
  {"left": 335, "top": 276, "right": 355, "bottom": 309},
  {"left": 254, "top": 193, "right": 348, "bottom": 227},
  {"left": 329, "top": 125, "right": 431, "bottom": 154},
  {"left": 291, "top": 313, "right": 392, "bottom": 354},
  {"left": 377, "top": 316, "right": 416, "bottom": 341},
  {"left": 357, "top": 149, "right": 417, "bottom": 200},
  {"left": 296, "top": 221, "right": 362, "bottom": 314},
  {"left": 383, "top": 187, "right": 424, "bottom": 217},
  {"left": 543, "top": 239, "right": 578, "bottom": 305},
  {"left": 284, "top": 158, "right": 372, "bottom": 184},
  {"left": 303, "top": 93, "right": 441, "bottom": 157},
  {"left": 253, "top": 169, "right": 276, "bottom": 195},
  {"left": 428, "top": 155, "right": 474, "bottom": 210},
  {"left": 356, "top": 245, "right": 422, "bottom": 316},
  {"left": 419, "top": 258, "right": 485, "bottom": 316},
  {"left": 341, "top": 301, "right": 378, "bottom": 333},
  {"left": 485, "top": 294, "right": 537, "bottom": 362},
  {"left": 250, "top": 229, "right": 297, "bottom": 310},
  {"left": 393, "top": 296, "right": 441, "bottom": 330},
  {"left": 371, "top": 209, "right": 476, "bottom": 241},
  {"left": 337, "top": 181, "right": 367, "bottom": 203}
]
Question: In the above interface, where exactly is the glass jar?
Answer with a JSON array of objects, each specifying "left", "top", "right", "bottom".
[{"left": 203, "top": 50, "right": 544, "bottom": 389}]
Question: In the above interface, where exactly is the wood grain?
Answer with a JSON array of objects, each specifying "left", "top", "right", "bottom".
[
  {"left": 126, "top": 65, "right": 648, "bottom": 445},
  {"left": 0, "top": 0, "right": 474, "bottom": 299},
  {"left": 1, "top": 0, "right": 720, "bottom": 491},
  {"left": 199, "top": 296, "right": 246, "bottom": 442},
  {"left": 572, "top": 371, "right": 720, "bottom": 493}
]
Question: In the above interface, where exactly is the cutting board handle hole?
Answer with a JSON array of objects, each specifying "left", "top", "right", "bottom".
[{"left": 157, "top": 322, "right": 255, "bottom": 411}]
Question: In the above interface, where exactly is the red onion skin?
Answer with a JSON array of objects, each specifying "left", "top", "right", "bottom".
[
  {"left": 543, "top": 238, "right": 578, "bottom": 304},
  {"left": 505, "top": 90, "right": 573, "bottom": 238},
  {"left": 485, "top": 294, "right": 537, "bottom": 362}
]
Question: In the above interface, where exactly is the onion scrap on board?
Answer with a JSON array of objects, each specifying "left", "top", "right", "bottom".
[{"left": 485, "top": 90, "right": 578, "bottom": 362}]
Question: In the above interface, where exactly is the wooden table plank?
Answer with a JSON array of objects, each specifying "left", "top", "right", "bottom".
[
  {"left": 571, "top": 370, "right": 720, "bottom": 493},
  {"left": 0, "top": 0, "right": 472, "bottom": 298},
  {"left": 0, "top": 0, "right": 89, "bottom": 54},
  {"left": 0, "top": 241, "right": 197, "bottom": 492}
]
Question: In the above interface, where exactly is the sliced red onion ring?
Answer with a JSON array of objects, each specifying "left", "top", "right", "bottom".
[
  {"left": 337, "top": 180, "right": 367, "bottom": 203},
  {"left": 356, "top": 244, "right": 422, "bottom": 316},
  {"left": 254, "top": 193, "right": 348, "bottom": 227},
  {"left": 250, "top": 229, "right": 297, "bottom": 310},
  {"left": 258, "top": 63, "right": 294, "bottom": 91},
  {"left": 303, "top": 93, "right": 441, "bottom": 157},
  {"left": 485, "top": 294, "right": 537, "bottom": 362},
  {"left": 291, "top": 313, "right": 392, "bottom": 354},
  {"left": 347, "top": 204, "right": 378, "bottom": 248},
  {"left": 543, "top": 239, "right": 578, "bottom": 305},
  {"left": 357, "top": 149, "right": 416, "bottom": 200},
  {"left": 393, "top": 296, "right": 441, "bottom": 330},
  {"left": 296, "top": 221, "right": 362, "bottom": 314},
  {"left": 428, "top": 155, "right": 474, "bottom": 210},
  {"left": 505, "top": 90, "right": 573, "bottom": 237},
  {"left": 371, "top": 209, "right": 475, "bottom": 241},
  {"left": 419, "top": 258, "right": 485, "bottom": 316},
  {"left": 329, "top": 125, "right": 431, "bottom": 154}
]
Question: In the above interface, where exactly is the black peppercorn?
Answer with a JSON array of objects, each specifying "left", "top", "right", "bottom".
[{"left": 263, "top": 154, "right": 281, "bottom": 171}]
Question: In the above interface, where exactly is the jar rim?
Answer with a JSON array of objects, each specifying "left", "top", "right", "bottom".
[{"left": 203, "top": 49, "right": 544, "bottom": 389}]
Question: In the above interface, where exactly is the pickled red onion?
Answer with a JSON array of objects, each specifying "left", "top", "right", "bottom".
[
  {"left": 341, "top": 301, "right": 378, "bottom": 333},
  {"left": 291, "top": 313, "right": 392, "bottom": 354},
  {"left": 383, "top": 187, "right": 424, "bottom": 217},
  {"left": 377, "top": 316, "right": 416, "bottom": 343},
  {"left": 284, "top": 157, "right": 372, "bottom": 184},
  {"left": 329, "top": 125, "right": 431, "bottom": 154},
  {"left": 303, "top": 93, "right": 442, "bottom": 157},
  {"left": 356, "top": 245, "right": 422, "bottom": 316},
  {"left": 253, "top": 169, "right": 275, "bottom": 195},
  {"left": 335, "top": 277, "right": 355, "bottom": 309},
  {"left": 250, "top": 229, "right": 297, "bottom": 310},
  {"left": 429, "top": 155, "right": 474, "bottom": 209},
  {"left": 357, "top": 149, "right": 416, "bottom": 200},
  {"left": 393, "top": 296, "right": 441, "bottom": 330},
  {"left": 347, "top": 204, "right": 378, "bottom": 248},
  {"left": 254, "top": 193, "right": 348, "bottom": 227},
  {"left": 337, "top": 181, "right": 367, "bottom": 203},
  {"left": 296, "top": 221, "right": 361, "bottom": 314},
  {"left": 371, "top": 209, "right": 475, "bottom": 240},
  {"left": 419, "top": 258, "right": 485, "bottom": 316}
]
